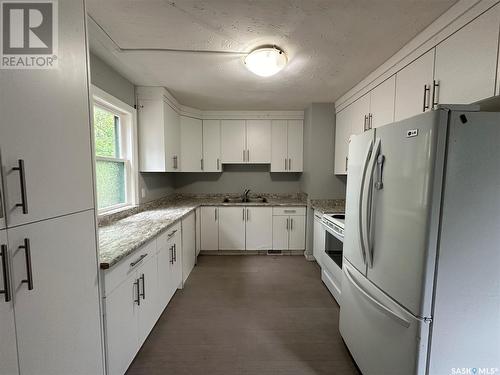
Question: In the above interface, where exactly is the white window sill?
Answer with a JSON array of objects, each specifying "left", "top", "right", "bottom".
[{"left": 98, "top": 204, "right": 137, "bottom": 219}]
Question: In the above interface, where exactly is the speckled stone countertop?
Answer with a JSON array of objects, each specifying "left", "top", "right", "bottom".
[
  {"left": 310, "top": 199, "right": 345, "bottom": 214},
  {"left": 98, "top": 193, "right": 307, "bottom": 270}
]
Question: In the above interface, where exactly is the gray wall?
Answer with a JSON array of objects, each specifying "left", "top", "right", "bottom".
[
  {"left": 89, "top": 53, "right": 175, "bottom": 203},
  {"left": 174, "top": 165, "right": 301, "bottom": 194}
]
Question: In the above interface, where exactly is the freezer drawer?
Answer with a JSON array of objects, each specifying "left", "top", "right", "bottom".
[{"left": 339, "top": 261, "right": 429, "bottom": 375}]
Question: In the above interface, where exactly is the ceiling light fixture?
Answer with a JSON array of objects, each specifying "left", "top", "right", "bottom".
[{"left": 244, "top": 46, "right": 288, "bottom": 77}]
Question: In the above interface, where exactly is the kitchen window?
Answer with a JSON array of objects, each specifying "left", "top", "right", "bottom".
[{"left": 92, "top": 86, "right": 138, "bottom": 213}]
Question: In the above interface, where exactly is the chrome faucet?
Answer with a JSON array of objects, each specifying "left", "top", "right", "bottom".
[{"left": 242, "top": 189, "right": 251, "bottom": 202}]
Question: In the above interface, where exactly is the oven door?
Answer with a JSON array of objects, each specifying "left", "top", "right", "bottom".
[{"left": 321, "top": 223, "right": 344, "bottom": 303}]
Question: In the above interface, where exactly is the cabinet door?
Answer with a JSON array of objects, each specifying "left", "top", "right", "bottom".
[
  {"left": 271, "top": 120, "right": 288, "bottom": 172},
  {"left": 105, "top": 274, "right": 139, "bottom": 375},
  {"left": 138, "top": 99, "right": 166, "bottom": 172},
  {"left": 434, "top": 7, "right": 500, "bottom": 105},
  {"left": 180, "top": 116, "right": 203, "bottom": 172},
  {"left": 287, "top": 120, "right": 304, "bottom": 172},
  {"left": 137, "top": 253, "right": 159, "bottom": 346},
  {"left": 394, "top": 49, "right": 435, "bottom": 122},
  {"left": 9, "top": 211, "right": 104, "bottom": 375},
  {"left": 221, "top": 120, "right": 246, "bottom": 163},
  {"left": 219, "top": 207, "right": 246, "bottom": 250},
  {"left": 245, "top": 207, "right": 272, "bottom": 250},
  {"left": 272, "top": 216, "right": 289, "bottom": 250},
  {"left": 202, "top": 120, "right": 221, "bottom": 172},
  {"left": 0, "top": 230, "right": 19, "bottom": 375},
  {"left": 350, "top": 93, "right": 371, "bottom": 136},
  {"left": 157, "top": 235, "right": 172, "bottom": 312},
  {"left": 200, "top": 207, "right": 219, "bottom": 250},
  {"left": 334, "top": 108, "right": 351, "bottom": 175},
  {"left": 170, "top": 230, "right": 183, "bottom": 292},
  {"left": 289, "top": 215, "right": 306, "bottom": 250},
  {"left": 195, "top": 207, "right": 201, "bottom": 255},
  {"left": 370, "top": 76, "right": 395, "bottom": 128},
  {"left": 0, "top": 2, "right": 94, "bottom": 227},
  {"left": 182, "top": 212, "right": 196, "bottom": 282},
  {"left": 246, "top": 120, "right": 271, "bottom": 163},
  {"left": 313, "top": 216, "right": 326, "bottom": 267},
  {"left": 164, "top": 102, "right": 180, "bottom": 171}
]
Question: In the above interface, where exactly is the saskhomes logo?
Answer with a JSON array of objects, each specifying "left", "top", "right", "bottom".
[
  {"left": 451, "top": 368, "right": 499, "bottom": 375},
  {"left": 0, "top": 0, "right": 58, "bottom": 69}
]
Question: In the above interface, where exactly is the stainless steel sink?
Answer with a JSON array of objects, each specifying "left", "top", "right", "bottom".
[{"left": 222, "top": 197, "right": 268, "bottom": 203}]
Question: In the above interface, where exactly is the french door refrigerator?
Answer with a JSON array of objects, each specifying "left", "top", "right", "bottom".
[{"left": 339, "top": 106, "right": 500, "bottom": 375}]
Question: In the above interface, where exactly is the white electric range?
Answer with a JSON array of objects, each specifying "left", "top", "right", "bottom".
[{"left": 320, "top": 213, "right": 345, "bottom": 303}]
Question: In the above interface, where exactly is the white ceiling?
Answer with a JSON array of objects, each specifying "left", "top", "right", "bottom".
[{"left": 87, "top": 0, "right": 457, "bottom": 110}]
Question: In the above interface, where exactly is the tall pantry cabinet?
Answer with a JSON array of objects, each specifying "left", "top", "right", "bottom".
[{"left": 0, "top": 1, "right": 104, "bottom": 375}]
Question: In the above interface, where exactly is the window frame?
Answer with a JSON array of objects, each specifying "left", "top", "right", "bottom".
[{"left": 91, "top": 85, "right": 139, "bottom": 215}]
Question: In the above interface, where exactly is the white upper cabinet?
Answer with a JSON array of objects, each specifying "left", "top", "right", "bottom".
[
  {"left": 270, "top": 120, "right": 304, "bottom": 172},
  {"left": 394, "top": 49, "right": 435, "bottom": 121},
  {"left": 350, "top": 94, "right": 371, "bottom": 136},
  {"left": 246, "top": 120, "right": 271, "bottom": 163},
  {"left": 369, "top": 76, "right": 396, "bottom": 128},
  {"left": 180, "top": 116, "right": 203, "bottom": 172},
  {"left": 434, "top": 6, "right": 500, "bottom": 106},
  {"left": 202, "top": 120, "right": 221, "bottom": 172},
  {"left": 334, "top": 108, "right": 351, "bottom": 175},
  {"left": 137, "top": 91, "right": 180, "bottom": 172},
  {"left": 221, "top": 120, "right": 246, "bottom": 163}
]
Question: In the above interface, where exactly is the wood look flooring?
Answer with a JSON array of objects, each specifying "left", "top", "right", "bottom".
[{"left": 126, "top": 255, "right": 360, "bottom": 375}]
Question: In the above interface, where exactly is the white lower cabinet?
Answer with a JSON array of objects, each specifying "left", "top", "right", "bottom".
[
  {"left": 9, "top": 211, "right": 104, "bottom": 375},
  {"left": 313, "top": 212, "right": 326, "bottom": 267},
  {"left": 0, "top": 230, "right": 19, "bottom": 375},
  {"left": 182, "top": 212, "right": 196, "bottom": 282},
  {"left": 272, "top": 207, "right": 306, "bottom": 251},
  {"left": 245, "top": 207, "right": 273, "bottom": 250},
  {"left": 104, "top": 222, "right": 185, "bottom": 375},
  {"left": 200, "top": 206, "right": 219, "bottom": 250},
  {"left": 219, "top": 207, "right": 246, "bottom": 250}
]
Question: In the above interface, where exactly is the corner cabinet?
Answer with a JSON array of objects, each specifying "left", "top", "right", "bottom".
[
  {"left": 137, "top": 88, "right": 180, "bottom": 172},
  {"left": 202, "top": 120, "right": 222, "bottom": 172},
  {"left": 271, "top": 120, "right": 304, "bottom": 172},
  {"left": 180, "top": 116, "right": 203, "bottom": 172}
]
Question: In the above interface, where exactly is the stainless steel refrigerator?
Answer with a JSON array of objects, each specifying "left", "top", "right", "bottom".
[{"left": 339, "top": 106, "right": 500, "bottom": 375}]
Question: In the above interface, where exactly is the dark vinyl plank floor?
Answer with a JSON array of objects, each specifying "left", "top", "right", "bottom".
[{"left": 126, "top": 255, "right": 360, "bottom": 375}]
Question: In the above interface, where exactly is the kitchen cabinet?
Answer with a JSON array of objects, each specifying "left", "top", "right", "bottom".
[
  {"left": 137, "top": 95, "right": 180, "bottom": 172},
  {"left": 272, "top": 207, "right": 306, "bottom": 251},
  {"left": 245, "top": 207, "right": 273, "bottom": 250},
  {"left": 156, "top": 226, "right": 181, "bottom": 313},
  {"left": 313, "top": 211, "right": 326, "bottom": 267},
  {"left": 349, "top": 94, "right": 371, "bottom": 136},
  {"left": 221, "top": 120, "right": 246, "bottom": 163},
  {"left": 200, "top": 206, "right": 219, "bottom": 250},
  {"left": 434, "top": 6, "right": 500, "bottom": 106},
  {"left": 182, "top": 212, "right": 196, "bottom": 283},
  {"left": 137, "top": 253, "right": 159, "bottom": 346},
  {"left": 334, "top": 108, "right": 351, "bottom": 175},
  {"left": 246, "top": 120, "right": 271, "bottom": 163},
  {"left": 0, "top": 229, "right": 19, "bottom": 375},
  {"left": 195, "top": 207, "right": 201, "bottom": 256},
  {"left": 270, "top": 120, "right": 304, "bottom": 172},
  {"left": 180, "top": 116, "right": 203, "bottom": 172},
  {"left": 9, "top": 211, "right": 104, "bottom": 375},
  {"left": 394, "top": 49, "right": 435, "bottom": 121},
  {"left": 369, "top": 76, "right": 395, "bottom": 128},
  {"left": 166, "top": 224, "right": 183, "bottom": 300},
  {"left": 219, "top": 207, "right": 246, "bottom": 250},
  {"left": 202, "top": 120, "right": 222, "bottom": 172}
]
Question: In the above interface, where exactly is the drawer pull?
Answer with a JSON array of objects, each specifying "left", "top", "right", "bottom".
[
  {"left": 167, "top": 229, "right": 177, "bottom": 239},
  {"left": 284, "top": 210, "right": 296, "bottom": 213},
  {"left": 130, "top": 253, "right": 147, "bottom": 268}
]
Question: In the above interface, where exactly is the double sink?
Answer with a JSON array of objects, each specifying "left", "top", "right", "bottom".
[{"left": 222, "top": 196, "right": 268, "bottom": 203}]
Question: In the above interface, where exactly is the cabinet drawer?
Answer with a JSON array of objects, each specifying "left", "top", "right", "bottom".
[
  {"left": 273, "top": 207, "right": 306, "bottom": 216},
  {"left": 157, "top": 222, "right": 181, "bottom": 253},
  {"left": 103, "top": 240, "right": 157, "bottom": 296}
]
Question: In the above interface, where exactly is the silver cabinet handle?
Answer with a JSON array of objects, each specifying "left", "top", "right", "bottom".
[
  {"left": 284, "top": 158, "right": 287, "bottom": 170},
  {"left": 217, "top": 158, "right": 220, "bottom": 171},
  {"left": 167, "top": 229, "right": 177, "bottom": 239},
  {"left": 422, "top": 84, "right": 430, "bottom": 112},
  {"left": 288, "top": 158, "right": 291, "bottom": 170},
  {"left": 243, "top": 149, "right": 245, "bottom": 162},
  {"left": 173, "top": 155, "right": 178, "bottom": 169},
  {"left": 368, "top": 114, "right": 373, "bottom": 130},
  {"left": 13, "top": 159, "right": 28, "bottom": 214},
  {"left": 0, "top": 244, "right": 12, "bottom": 302},
  {"left": 214, "top": 208, "right": 218, "bottom": 221},
  {"left": 134, "top": 279, "right": 140, "bottom": 305},
  {"left": 284, "top": 210, "right": 296, "bottom": 214},
  {"left": 345, "top": 157, "right": 348, "bottom": 172},
  {"left": 140, "top": 273, "right": 145, "bottom": 300},
  {"left": 363, "top": 115, "right": 368, "bottom": 131},
  {"left": 290, "top": 218, "right": 293, "bottom": 231},
  {"left": 19, "top": 238, "right": 33, "bottom": 290},
  {"left": 130, "top": 253, "right": 147, "bottom": 267},
  {"left": 432, "top": 80, "right": 439, "bottom": 108},
  {"left": 201, "top": 158, "right": 204, "bottom": 170},
  {"left": 286, "top": 218, "right": 289, "bottom": 230},
  {"left": 247, "top": 149, "right": 250, "bottom": 162},
  {"left": 242, "top": 208, "right": 245, "bottom": 221},
  {"left": 246, "top": 208, "right": 249, "bottom": 221},
  {"left": 169, "top": 246, "right": 174, "bottom": 264},
  {"left": 173, "top": 243, "right": 177, "bottom": 262}
]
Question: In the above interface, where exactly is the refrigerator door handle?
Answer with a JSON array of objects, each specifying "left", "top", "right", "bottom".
[
  {"left": 362, "top": 138, "right": 381, "bottom": 268},
  {"left": 344, "top": 265, "right": 410, "bottom": 328},
  {"left": 358, "top": 140, "right": 373, "bottom": 265}
]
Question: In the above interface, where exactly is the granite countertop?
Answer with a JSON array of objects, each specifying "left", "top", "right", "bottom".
[
  {"left": 310, "top": 199, "right": 345, "bottom": 215},
  {"left": 99, "top": 194, "right": 307, "bottom": 270}
]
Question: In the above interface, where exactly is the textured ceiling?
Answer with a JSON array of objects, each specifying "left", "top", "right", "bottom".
[{"left": 87, "top": 0, "right": 457, "bottom": 110}]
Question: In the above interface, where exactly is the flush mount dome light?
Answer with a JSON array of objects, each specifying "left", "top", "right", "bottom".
[{"left": 244, "top": 46, "right": 288, "bottom": 77}]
